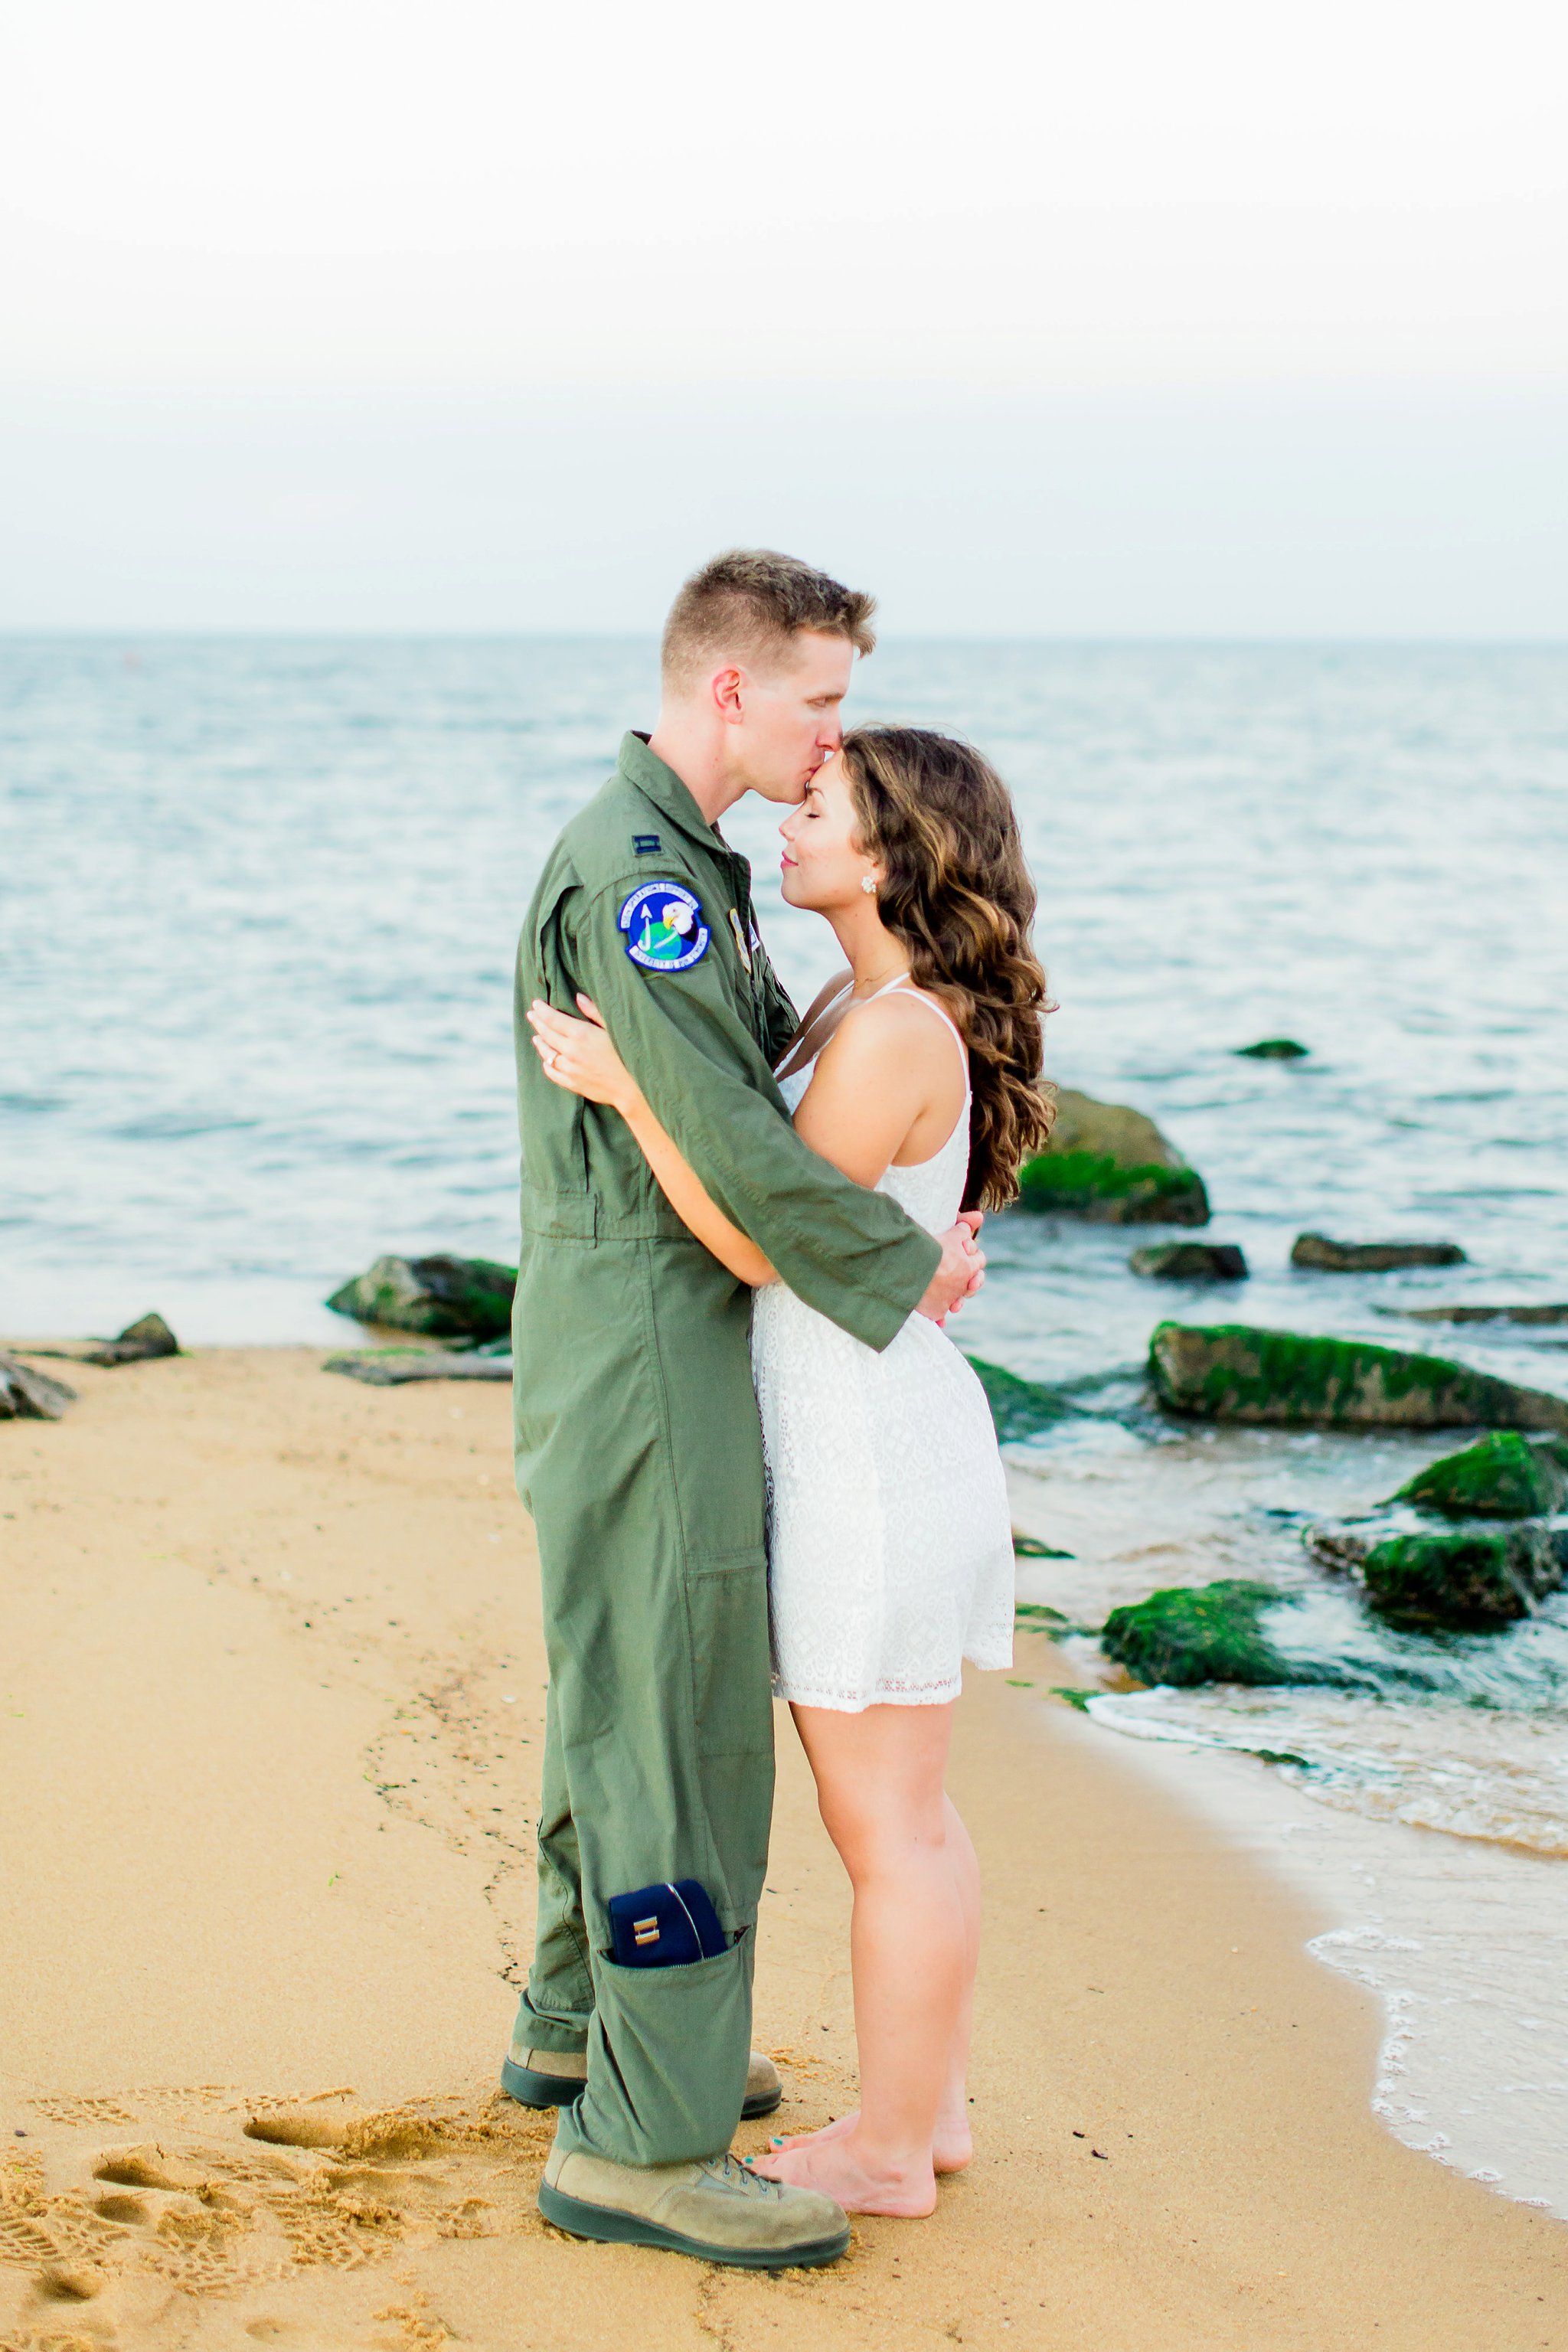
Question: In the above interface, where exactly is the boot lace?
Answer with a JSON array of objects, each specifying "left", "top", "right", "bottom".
[{"left": 700, "top": 2152, "right": 782, "bottom": 2200}]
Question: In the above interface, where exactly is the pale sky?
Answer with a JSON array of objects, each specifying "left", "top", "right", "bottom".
[{"left": 2, "top": 0, "right": 1565, "bottom": 633}]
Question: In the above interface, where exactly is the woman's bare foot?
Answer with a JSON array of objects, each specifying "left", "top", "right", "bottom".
[
  {"left": 747, "top": 2127, "right": 937, "bottom": 2217},
  {"left": 771, "top": 2105, "right": 972, "bottom": 2175},
  {"left": 930, "top": 2099, "right": 973, "bottom": 2174}
]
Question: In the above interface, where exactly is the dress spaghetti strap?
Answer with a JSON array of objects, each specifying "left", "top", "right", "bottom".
[
  {"left": 867, "top": 978, "right": 969, "bottom": 1085},
  {"left": 776, "top": 974, "right": 969, "bottom": 1092},
  {"left": 773, "top": 978, "right": 857, "bottom": 1081}
]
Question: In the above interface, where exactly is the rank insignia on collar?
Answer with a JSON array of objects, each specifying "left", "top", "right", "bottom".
[
  {"left": 619, "top": 880, "right": 710, "bottom": 972},
  {"left": 633, "top": 834, "right": 661, "bottom": 854}
]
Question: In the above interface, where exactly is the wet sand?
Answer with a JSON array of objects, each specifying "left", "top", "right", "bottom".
[{"left": 2, "top": 1347, "right": 1563, "bottom": 2350}]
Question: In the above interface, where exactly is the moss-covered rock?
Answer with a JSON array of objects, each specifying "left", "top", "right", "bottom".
[
  {"left": 1292, "top": 1233, "right": 1466, "bottom": 1272},
  {"left": 326, "top": 1253, "right": 517, "bottom": 1342},
  {"left": 1302, "top": 1517, "right": 1382, "bottom": 1573},
  {"left": 965, "top": 1355, "right": 1070, "bottom": 1442},
  {"left": 1130, "top": 1241, "right": 1248, "bottom": 1282},
  {"left": 1389, "top": 1432, "right": 1567, "bottom": 1520},
  {"left": 1148, "top": 1322, "right": 1568, "bottom": 1432},
  {"left": 1235, "top": 1038, "right": 1309, "bottom": 1059},
  {"left": 1018, "top": 1089, "right": 1210, "bottom": 1227},
  {"left": 1360, "top": 1527, "right": 1566, "bottom": 1632},
  {"left": 1100, "top": 1580, "right": 1296, "bottom": 1687},
  {"left": 1019, "top": 1155, "right": 1210, "bottom": 1224}
]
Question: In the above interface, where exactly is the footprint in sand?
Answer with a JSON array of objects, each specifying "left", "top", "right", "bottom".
[
  {"left": 90, "top": 2146, "right": 211, "bottom": 2194},
  {"left": 3, "top": 2083, "right": 548, "bottom": 2337},
  {"left": 87, "top": 2197, "right": 146, "bottom": 2229}
]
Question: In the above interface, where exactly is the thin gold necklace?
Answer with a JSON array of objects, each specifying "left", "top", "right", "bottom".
[{"left": 848, "top": 962, "right": 911, "bottom": 999}]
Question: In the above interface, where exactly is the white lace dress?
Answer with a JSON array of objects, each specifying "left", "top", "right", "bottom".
[{"left": 750, "top": 984, "right": 1014, "bottom": 1710}]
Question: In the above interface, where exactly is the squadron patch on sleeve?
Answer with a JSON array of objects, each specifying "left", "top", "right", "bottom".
[{"left": 619, "top": 880, "right": 710, "bottom": 972}]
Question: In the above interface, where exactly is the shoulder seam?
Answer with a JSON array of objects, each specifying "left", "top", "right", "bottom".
[{"left": 581, "top": 860, "right": 705, "bottom": 910}]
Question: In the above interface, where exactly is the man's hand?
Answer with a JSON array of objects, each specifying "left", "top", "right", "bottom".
[{"left": 916, "top": 1212, "right": 985, "bottom": 1323}]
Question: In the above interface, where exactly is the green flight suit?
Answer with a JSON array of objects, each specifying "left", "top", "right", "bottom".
[{"left": 510, "top": 732, "right": 942, "bottom": 2169}]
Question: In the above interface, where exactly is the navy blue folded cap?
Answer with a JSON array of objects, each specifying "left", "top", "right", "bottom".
[{"left": 606, "top": 1878, "right": 728, "bottom": 1968}]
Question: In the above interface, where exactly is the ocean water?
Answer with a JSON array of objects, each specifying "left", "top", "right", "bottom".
[{"left": 4, "top": 635, "right": 1567, "bottom": 2208}]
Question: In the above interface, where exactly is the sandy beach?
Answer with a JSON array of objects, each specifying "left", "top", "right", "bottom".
[{"left": 3, "top": 1347, "right": 1565, "bottom": 2351}]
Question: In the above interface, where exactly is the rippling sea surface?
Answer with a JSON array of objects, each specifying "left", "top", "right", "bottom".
[{"left": 5, "top": 635, "right": 1567, "bottom": 2209}]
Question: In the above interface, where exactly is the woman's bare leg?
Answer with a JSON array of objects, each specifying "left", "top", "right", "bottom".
[
  {"left": 748, "top": 1700, "right": 965, "bottom": 2216},
  {"left": 772, "top": 1790, "right": 980, "bottom": 2174},
  {"left": 935, "top": 1795, "right": 980, "bottom": 2167}
]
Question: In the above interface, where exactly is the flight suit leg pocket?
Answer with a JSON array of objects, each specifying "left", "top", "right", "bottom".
[
  {"left": 564, "top": 1936, "right": 754, "bottom": 2167},
  {"left": 683, "top": 1550, "right": 773, "bottom": 1760}
]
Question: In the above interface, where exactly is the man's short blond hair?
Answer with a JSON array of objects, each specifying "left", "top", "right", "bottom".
[{"left": 661, "top": 549, "right": 877, "bottom": 689}]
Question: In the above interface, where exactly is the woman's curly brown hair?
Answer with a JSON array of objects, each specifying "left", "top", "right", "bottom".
[{"left": 840, "top": 725, "right": 1056, "bottom": 1210}]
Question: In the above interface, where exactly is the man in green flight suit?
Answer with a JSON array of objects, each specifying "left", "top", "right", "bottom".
[{"left": 505, "top": 551, "right": 984, "bottom": 2268}]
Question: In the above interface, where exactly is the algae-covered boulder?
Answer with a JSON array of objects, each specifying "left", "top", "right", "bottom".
[
  {"left": 1292, "top": 1233, "right": 1466, "bottom": 1273},
  {"left": 1018, "top": 1089, "right": 1209, "bottom": 1227},
  {"left": 1130, "top": 1242, "right": 1248, "bottom": 1282},
  {"left": 326, "top": 1254, "right": 516, "bottom": 1342},
  {"left": 1149, "top": 1322, "right": 1568, "bottom": 1432},
  {"left": 1100, "top": 1580, "right": 1296, "bottom": 1687},
  {"left": 1235, "top": 1038, "right": 1309, "bottom": 1060},
  {"left": 965, "top": 1355, "right": 1069, "bottom": 1442},
  {"left": 1360, "top": 1527, "right": 1566, "bottom": 1632},
  {"left": 1389, "top": 1432, "right": 1567, "bottom": 1520},
  {"left": 1302, "top": 1517, "right": 1383, "bottom": 1574}
]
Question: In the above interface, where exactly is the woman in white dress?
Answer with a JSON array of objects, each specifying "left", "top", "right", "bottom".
[{"left": 528, "top": 726, "right": 1054, "bottom": 2217}]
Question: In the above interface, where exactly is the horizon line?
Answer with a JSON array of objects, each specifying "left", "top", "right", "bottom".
[{"left": 2, "top": 627, "right": 1565, "bottom": 649}]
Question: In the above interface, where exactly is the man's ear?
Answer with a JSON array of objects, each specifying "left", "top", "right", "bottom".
[{"left": 710, "top": 664, "right": 745, "bottom": 724}]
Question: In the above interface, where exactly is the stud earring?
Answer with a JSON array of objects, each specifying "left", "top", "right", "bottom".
[{"left": 861, "top": 875, "right": 877, "bottom": 895}]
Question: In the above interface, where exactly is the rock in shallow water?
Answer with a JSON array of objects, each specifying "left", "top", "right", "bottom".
[
  {"left": 0, "top": 1354, "right": 77, "bottom": 1420},
  {"left": 964, "top": 1355, "right": 1070, "bottom": 1441},
  {"left": 1018, "top": 1089, "right": 1210, "bottom": 1227},
  {"left": 1148, "top": 1322, "right": 1568, "bottom": 1432},
  {"left": 1234, "top": 1037, "right": 1310, "bottom": 1060},
  {"left": 1383, "top": 1302, "right": 1568, "bottom": 1327},
  {"left": 1100, "top": 1580, "right": 1300, "bottom": 1687},
  {"left": 1389, "top": 1431, "right": 1568, "bottom": 1520},
  {"left": 1360, "top": 1527, "right": 1566, "bottom": 1631},
  {"left": 1130, "top": 1241, "right": 1248, "bottom": 1282},
  {"left": 1305, "top": 1505, "right": 1568, "bottom": 1628},
  {"left": 1292, "top": 1233, "right": 1466, "bottom": 1272},
  {"left": 326, "top": 1254, "right": 516, "bottom": 1341}
]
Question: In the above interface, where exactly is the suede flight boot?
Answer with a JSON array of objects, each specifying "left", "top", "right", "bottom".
[
  {"left": 502, "top": 2042, "right": 782, "bottom": 2121},
  {"left": 537, "top": 2142, "right": 848, "bottom": 2269}
]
